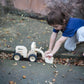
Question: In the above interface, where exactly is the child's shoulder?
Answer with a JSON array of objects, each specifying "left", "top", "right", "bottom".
[
  {"left": 67, "top": 17, "right": 84, "bottom": 25},
  {"left": 66, "top": 17, "right": 84, "bottom": 29},
  {"left": 69, "top": 17, "right": 84, "bottom": 21}
]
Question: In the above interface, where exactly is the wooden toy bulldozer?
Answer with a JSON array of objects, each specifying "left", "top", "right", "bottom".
[{"left": 13, "top": 42, "right": 45, "bottom": 62}]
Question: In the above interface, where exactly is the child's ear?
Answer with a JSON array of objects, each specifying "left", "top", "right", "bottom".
[
  {"left": 61, "top": 12, "right": 65, "bottom": 18},
  {"left": 63, "top": 19, "right": 66, "bottom": 24}
]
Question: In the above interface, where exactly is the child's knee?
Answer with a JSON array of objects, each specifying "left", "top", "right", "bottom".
[{"left": 64, "top": 44, "right": 76, "bottom": 51}]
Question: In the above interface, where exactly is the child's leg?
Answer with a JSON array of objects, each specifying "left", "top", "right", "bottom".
[
  {"left": 76, "top": 26, "right": 84, "bottom": 42},
  {"left": 64, "top": 35, "right": 77, "bottom": 51},
  {"left": 76, "top": 26, "right": 84, "bottom": 56},
  {"left": 64, "top": 26, "right": 84, "bottom": 52}
]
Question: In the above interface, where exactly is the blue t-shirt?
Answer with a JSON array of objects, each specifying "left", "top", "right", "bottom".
[{"left": 53, "top": 18, "right": 84, "bottom": 37}]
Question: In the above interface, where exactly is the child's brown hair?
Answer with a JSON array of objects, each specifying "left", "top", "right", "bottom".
[{"left": 47, "top": 7, "right": 69, "bottom": 26}]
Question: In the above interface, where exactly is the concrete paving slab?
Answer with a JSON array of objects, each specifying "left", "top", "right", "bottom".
[{"left": 0, "top": 59, "right": 84, "bottom": 84}]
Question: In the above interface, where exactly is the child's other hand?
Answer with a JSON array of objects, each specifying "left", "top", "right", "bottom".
[
  {"left": 46, "top": 53, "right": 53, "bottom": 57},
  {"left": 45, "top": 50, "right": 51, "bottom": 54},
  {"left": 45, "top": 53, "right": 53, "bottom": 59},
  {"left": 83, "top": 53, "right": 84, "bottom": 56},
  {"left": 45, "top": 50, "right": 51, "bottom": 58}
]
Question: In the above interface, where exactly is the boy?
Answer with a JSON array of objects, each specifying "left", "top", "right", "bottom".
[{"left": 45, "top": 8, "right": 84, "bottom": 57}]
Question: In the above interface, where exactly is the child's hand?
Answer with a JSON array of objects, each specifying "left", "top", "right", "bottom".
[
  {"left": 46, "top": 53, "right": 53, "bottom": 57},
  {"left": 45, "top": 50, "right": 51, "bottom": 54},
  {"left": 45, "top": 50, "right": 52, "bottom": 58},
  {"left": 83, "top": 53, "right": 84, "bottom": 56}
]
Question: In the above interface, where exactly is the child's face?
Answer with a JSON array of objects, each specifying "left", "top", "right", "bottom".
[{"left": 52, "top": 24, "right": 63, "bottom": 30}]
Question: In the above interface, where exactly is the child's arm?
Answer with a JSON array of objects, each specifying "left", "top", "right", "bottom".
[
  {"left": 49, "top": 32, "right": 58, "bottom": 51},
  {"left": 45, "top": 32, "right": 58, "bottom": 54},
  {"left": 49, "top": 36, "right": 67, "bottom": 56}
]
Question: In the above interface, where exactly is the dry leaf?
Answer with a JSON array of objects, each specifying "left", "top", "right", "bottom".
[
  {"left": 52, "top": 79, "right": 56, "bottom": 82},
  {"left": 43, "top": 63, "right": 45, "bottom": 65},
  {"left": 22, "top": 75, "right": 26, "bottom": 79},
  {"left": 9, "top": 81, "right": 14, "bottom": 84},
  {"left": 27, "top": 36, "right": 31, "bottom": 39},
  {"left": 12, "top": 62, "right": 17, "bottom": 66},
  {"left": 22, "top": 66, "right": 26, "bottom": 68}
]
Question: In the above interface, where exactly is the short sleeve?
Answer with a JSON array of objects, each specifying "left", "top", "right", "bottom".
[
  {"left": 53, "top": 28, "right": 59, "bottom": 33},
  {"left": 62, "top": 18, "right": 84, "bottom": 37}
]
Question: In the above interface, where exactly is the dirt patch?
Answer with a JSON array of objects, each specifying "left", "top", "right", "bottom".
[{"left": 0, "top": 52, "right": 84, "bottom": 66}]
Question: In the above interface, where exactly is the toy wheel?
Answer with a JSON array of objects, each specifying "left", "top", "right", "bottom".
[
  {"left": 28, "top": 54, "right": 37, "bottom": 62},
  {"left": 13, "top": 53, "right": 22, "bottom": 61}
]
